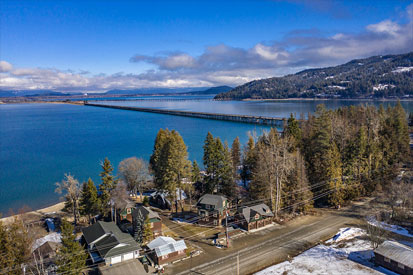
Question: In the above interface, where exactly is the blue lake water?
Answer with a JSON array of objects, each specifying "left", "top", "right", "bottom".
[{"left": 1, "top": 99, "right": 412, "bottom": 215}]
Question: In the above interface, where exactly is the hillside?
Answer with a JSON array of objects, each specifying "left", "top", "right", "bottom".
[
  {"left": 178, "top": 86, "right": 232, "bottom": 95},
  {"left": 215, "top": 52, "right": 413, "bottom": 100}
]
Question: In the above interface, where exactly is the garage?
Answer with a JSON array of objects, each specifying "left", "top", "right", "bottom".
[
  {"left": 122, "top": 252, "right": 134, "bottom": 261},
  {"left": 110, "top": 255, "right": 122, "bottom": 265}
]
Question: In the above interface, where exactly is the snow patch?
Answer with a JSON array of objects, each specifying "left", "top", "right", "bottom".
[
  {"left": 328, "top": 85, "right": 346, "bottom": 90},
  {"left": 325, "top": 76, "right": 335, "bottom": 80},
  {"left": 255, "top": 227, "right": 398, "bottom": 275},
  {"left": 373, "top": 84, "right": 395, "bottom": 91},
  {"left": 367, "top": 216, "right": 413, "bottom": 238},
  {"left": 392, "top": 66, "right": 413, "bottom": 73}
]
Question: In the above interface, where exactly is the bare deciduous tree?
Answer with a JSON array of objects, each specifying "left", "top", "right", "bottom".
[
  {"left": 55, "top": 174, "right": 81, "bottom": 225},
  {"left": 366, "top": 213, "right": 388, "bottom": 249},
  {"left": 110, "top": 182, "right": 129, "bottom": 223},
  {"left": 118, "top": 157, "right": 152, "bottom": 203}
]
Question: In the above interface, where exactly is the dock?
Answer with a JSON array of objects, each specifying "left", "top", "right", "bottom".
[{"left": 84, "top": 102, "right": 289, "bottom": 126}]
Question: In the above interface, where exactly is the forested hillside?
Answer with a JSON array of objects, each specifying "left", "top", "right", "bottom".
[{"left": 215, "top": 52, "right": 413, "bottom": 100}]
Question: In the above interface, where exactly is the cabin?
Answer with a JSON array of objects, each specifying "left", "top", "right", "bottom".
[
  {"left": 146, "top": 236, "right": 187, "bottom": 266},
  {"left": 236, "top": 203, "right": 273, "bottom": 231},
  {"left": 374, "top": 241, "right": 413, "bottom": 275},
  {"left": 132, "top": 206, "right": 162, "bottom": 238},
  {"left": 196, "top": 194, "right": 229, "bottom": 227},
  {"left": 82, "top": 221, "right": 140, "bottom": 265}
]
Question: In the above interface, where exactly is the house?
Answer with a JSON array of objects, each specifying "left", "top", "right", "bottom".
[
  {"left": 82, "top": 221, "right": 140, "bottom": 265},
  {"left": 149, "top": 189, "right": 187, "bottom": 210},
  {"left": 374, "top": 240, "right": 413, "bottom": 275},
  {"left": 236, "top": 203, "right": 274, "bottom": 231},
  {"left": 146, "top": 236, "right": 187, "bottom": 266},
  {"left": 118, "top": 199, "right": 136, "bottom": 223},
  {"left": 32, "top": 241, "right": 61, "bottom": 261},
  {"left": 132, "top": 206, "right": 162, "bottom": 238},
  {"left": 196, "top": 194, "right": 229, "bottom": 227}
]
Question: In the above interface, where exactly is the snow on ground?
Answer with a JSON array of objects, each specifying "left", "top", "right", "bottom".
[
  {"left": 367, "top": 216, "right": 413, "bottom": 238},
  {"left": 256, "top": 227, "right": 398, "bottom": 275},
  {"left": 32, "top": 232, "right": 61, "bottom": 251},
  {"left": 373, "top": 84, "right": 395, "bottom": 91},
  {"left": 392, "top": 66, "right": 413, "bottom": 73}
]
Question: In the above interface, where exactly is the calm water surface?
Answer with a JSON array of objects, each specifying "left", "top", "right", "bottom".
[{"left": 1, "top": 99, "right": 412, "bottom": 215}]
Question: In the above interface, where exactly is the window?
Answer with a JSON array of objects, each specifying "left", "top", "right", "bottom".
[
  {"left": 206, "top": 205, "right": 210, "bottom": 209},
  {"left": 127, "top": 209, "right": 131, "bottom": 214},
  {"left": 135, "top": 250, "right": 139, "bottom": 255},
  {"left": 255, "top": 214, "right": 260, "bottom": 220},
  {"left": 213, "top": 213, "right": 217, "bottom": 218},
  {"left": 178, "top": 250, "right": 184, "bottom": 255},
  {"left": 150, "top": 222, "right": 154, "bottom": 228},
  {"left": 398, "top": 263, "right": 404, "bottom": 269},
  {"left": 384, "top": 257, "right": 390, "bottom": 263},
  {"left": 213, "top": 220, "right": 217, "bottom": 225},
  {"left": 163, "top": 255, "right": 169, "bottom": 260}
]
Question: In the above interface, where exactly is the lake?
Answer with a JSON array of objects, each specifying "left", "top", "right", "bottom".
[{"left": 0, "top": 98, "right": 411, "bottom": 215}]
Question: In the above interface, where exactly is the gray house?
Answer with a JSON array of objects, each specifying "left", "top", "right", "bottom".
[
  {"left": 196, "top": 194, "right": 229, "bottom": 226},
  {"left": 236, "top": 203, "right": 274, "bottom": 231},
  {"left": 374, "top": 240, "right": 413, "bottom": 275},
  {"left": 82, "top": 221, "right": 140, "bottom": 265}
]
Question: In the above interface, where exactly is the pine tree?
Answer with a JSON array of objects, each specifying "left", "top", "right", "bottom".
[
  {"left": 98, "top": 158, "right": 116, "bottom": 218},
  {"left": 221, "top": 141, "right": 236, "bottom": 198},
  {"left": 231, "top": 137, "right": 241, "bottom": 180},
  {"left": 133, "top": 211, "right": 144, "bottom": 244},
  {"left": 203, "top": 132, "right": 221, "bottom": 193},
  {"left": 284, "top": 113, "right": 302, "bottom": 151},
  {"left": 241, "top": 135, "right": 256, "bottom": 186},
  {"left": 79, "top": 178, "right": 98, "bottom": 223},
  {"left": 56, "top": 220, "right": 87, "bottom": 275}
]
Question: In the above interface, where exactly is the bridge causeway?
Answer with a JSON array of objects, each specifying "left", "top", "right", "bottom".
[{"left": 84, "top": 102, "right": 288, "bottom": 126}]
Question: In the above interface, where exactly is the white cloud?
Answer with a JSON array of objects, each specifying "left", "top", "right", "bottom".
[
  {"left": 0, "top": 61, "right": 13, "bottom": 73},
  {"left": 366, "top": 20, "right": 401, "bottom": 36}
]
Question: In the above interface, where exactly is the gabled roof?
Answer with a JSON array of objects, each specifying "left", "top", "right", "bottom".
[
  {"left": 197, "top": 194, "right": 228, "bottom": 209},
  {"left": 374, "top": 240, "right": 413, "bottom": 269},
  {"left": 147, "top": 236, "right": 187, "bottom": 257},
  {"left": 82, "top": 221, "right": 140, "bottom": 259},
  {"left": 239, "top": 203, "right": 274, "bottom": 223},
  {"left": 132, "top": 206, "right": 161, "bottom": 221}
]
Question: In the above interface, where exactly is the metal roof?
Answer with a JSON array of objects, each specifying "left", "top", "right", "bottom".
[
  {"left": 374, "top": 240, "right": 413, "bottom": 269},
  {"left": 147, "top": 237, "right": 187, "bottom": 257}
]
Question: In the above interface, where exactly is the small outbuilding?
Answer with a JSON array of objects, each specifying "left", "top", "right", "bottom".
[
  {"left": 132, "top": 206, "right": 163, "bottom": 238},
  {"left": 146, "top": 236, "right": 187, "bottom": 266},
  {"left": 374, "top": 240, "right": 413, "bottom": 275}
]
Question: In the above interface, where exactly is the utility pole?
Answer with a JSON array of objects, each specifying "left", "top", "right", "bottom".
[{"left": 225, "top": 211, "right": 229, "bottom": 248}]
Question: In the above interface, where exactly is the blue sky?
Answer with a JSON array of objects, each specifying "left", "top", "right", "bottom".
[{"left": 0, "top": 0, "right": 412, "bottom": 92}]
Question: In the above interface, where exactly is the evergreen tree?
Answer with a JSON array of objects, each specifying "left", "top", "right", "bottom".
[
  {"left": 133, "top": 211, "right": 144, "bottom": 244},
  {"left": 79, "top": 178, "right": 98, "bottom": 223},
  {"left": 284, "top": 113, "right": 302, "bottom": 150},
  {"left": 56, "top": 220, "right": 87, "bottom": 275},
  {"left": 241, "top": 135, "right": 256, "bottom": 187},
  {"left": 98, "top": 158, "right": 116, "bottom": 218},
  {"left": 203, "top": 132, "right": 221, "bottom": 193},
  {"left": 143, "top": 216, "right": 153, "bottom": 243},
  {"left": 221, "top": 141, "right": 236, "bottom": 198},
  {"left": 231, "top": 137, "right": 241, "bottom": 180}
]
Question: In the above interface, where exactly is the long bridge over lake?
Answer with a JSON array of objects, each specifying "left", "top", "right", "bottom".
[{"left": 84, "top": 102, "right": 291, "bottom": 126}]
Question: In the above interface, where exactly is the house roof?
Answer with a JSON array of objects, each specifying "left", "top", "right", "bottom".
[
  {"left": 132, "top": 206, "right": 161, "bottom": 221},
  {"left": 374, "top": 241, "right": 413, "bottom": 269},
  {"left": 82, "top": 221, "right": 140, "bottom": 259},
  {"left": 33, "top": 241, "right": 60, "bottom": 258},
  {"left": 147, "top": 236, "right": 187, "bottom": 257},
  {"left": 197, "top": 194, "right": 228, "bottom": 209},
  {"left": 239, "top": 203, "right": 274, "bottom": 223}
]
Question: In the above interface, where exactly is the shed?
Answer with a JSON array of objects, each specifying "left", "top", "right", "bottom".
[{"left": 374, "top": 240, "right": 413, "bottom": 275}]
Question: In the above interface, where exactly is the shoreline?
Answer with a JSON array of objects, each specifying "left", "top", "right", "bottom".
[{"left": 0, "top": 201, "right": 65, "bottom": 225}]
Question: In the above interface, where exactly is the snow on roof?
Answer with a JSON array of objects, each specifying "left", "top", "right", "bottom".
[
  {"left": 374, "top": 241, "right": 413, "bottom": 269},
  {"left": 32, "top": 232, "right": 61, "bottom": 252},
  {"left": 147, "top": 236, "right": 187, "bottom": 257}
]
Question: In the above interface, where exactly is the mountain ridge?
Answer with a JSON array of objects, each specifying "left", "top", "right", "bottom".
[{"left": 214, "top": 52, "right": 413, "bottom": 100}]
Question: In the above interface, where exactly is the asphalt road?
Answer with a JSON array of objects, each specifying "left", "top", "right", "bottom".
[{"left": 167, "top": 198, "right": 371, "bottom": 275}]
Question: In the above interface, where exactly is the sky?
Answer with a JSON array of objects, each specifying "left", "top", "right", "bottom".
[{"left": 0, "top": 0, "right": 412, "bottom": 93}]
